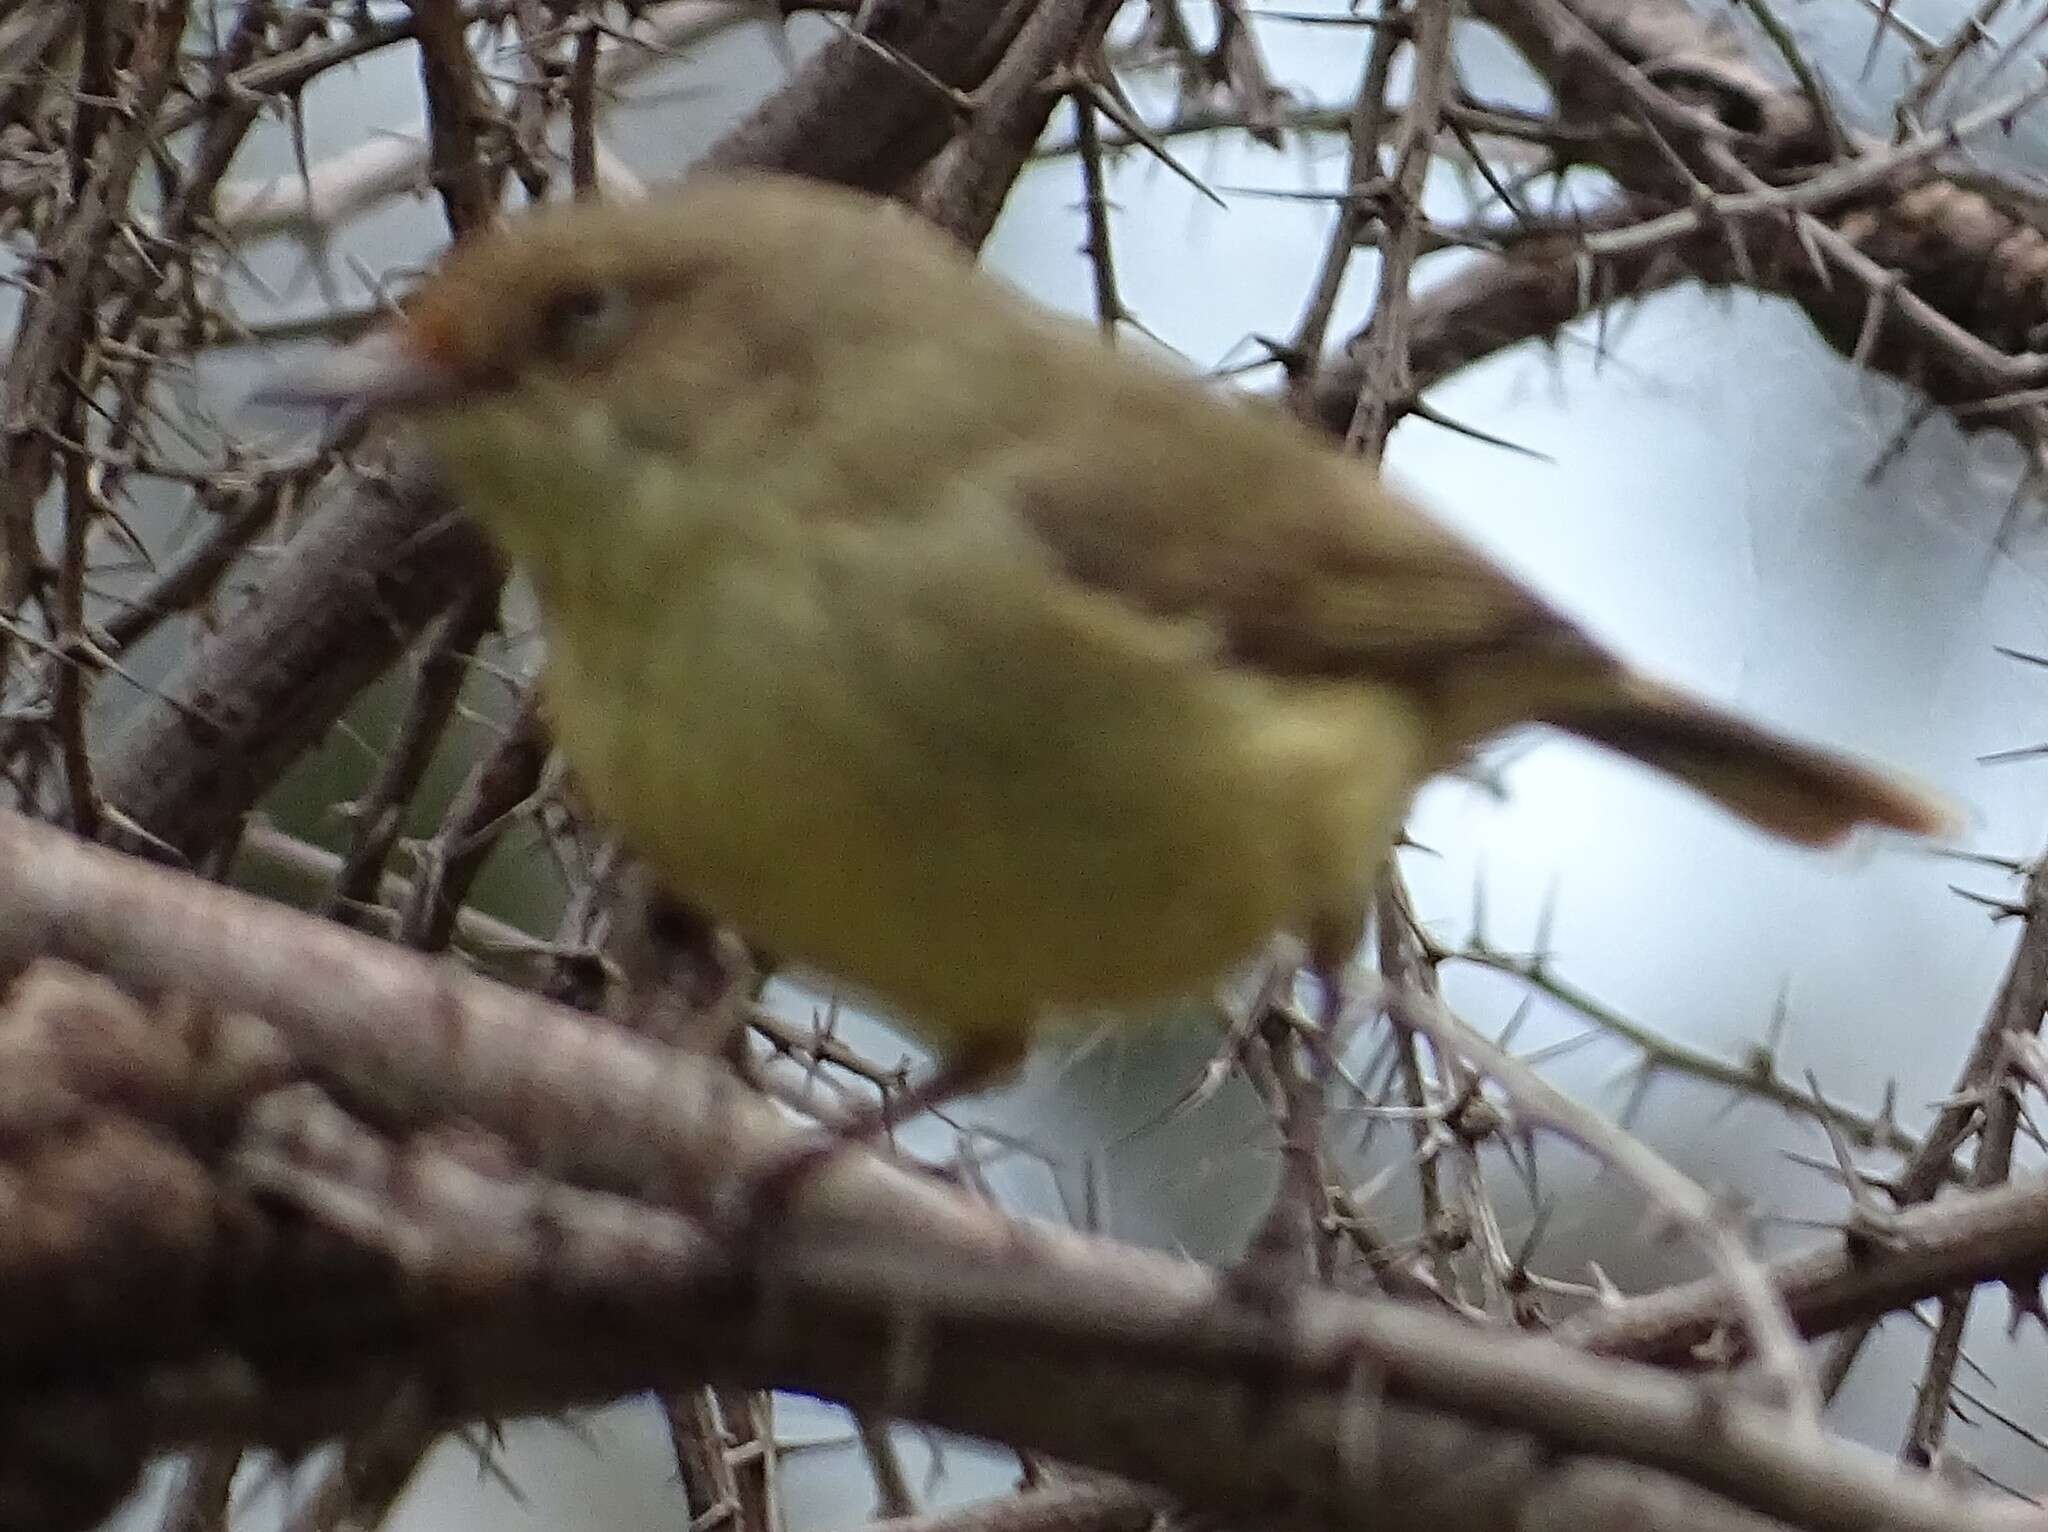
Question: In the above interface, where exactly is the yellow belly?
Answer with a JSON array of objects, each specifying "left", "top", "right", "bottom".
[{"left": 534, "top": 496, "right": 1431, "bottom": 1055}]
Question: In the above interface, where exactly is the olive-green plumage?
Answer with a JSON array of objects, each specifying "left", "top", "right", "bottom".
[{"left": 264, "top": 173, "right": 1953, "bottom": 1087}]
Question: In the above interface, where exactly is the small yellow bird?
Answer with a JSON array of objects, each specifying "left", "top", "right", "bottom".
[{"left": 261, "top": 173, "right": 1952, "bottom": 1114}]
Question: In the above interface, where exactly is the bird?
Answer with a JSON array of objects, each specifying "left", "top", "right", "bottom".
[{"left": 256, "top": 172, "right": 1954, "bottom": 1132}]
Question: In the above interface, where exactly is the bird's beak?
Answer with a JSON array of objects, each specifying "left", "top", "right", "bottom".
[{"left": 246, "top": 325, "right": 459, "bottom": 420}]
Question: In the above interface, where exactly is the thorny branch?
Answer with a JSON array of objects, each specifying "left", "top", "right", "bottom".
[
  {"left": 8, "top": 1, "right": 2048, "bottom": 1529},
  {"left": 0, "top": 810, "right": 2040, "bottom": 1532}
]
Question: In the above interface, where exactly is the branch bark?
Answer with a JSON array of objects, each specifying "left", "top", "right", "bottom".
[{"left": 0, "top": 813, "right": 2041, "bottom": 1532}]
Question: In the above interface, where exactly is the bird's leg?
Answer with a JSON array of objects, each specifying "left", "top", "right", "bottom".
[
  {"left": 609, "top": 867, "right": 755, "bottom": 1061},
  {"left": 722, "top": 1036, "right": 1023, "bottom": 1253}
]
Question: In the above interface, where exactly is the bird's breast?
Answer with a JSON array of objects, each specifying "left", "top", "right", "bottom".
[{"left": 525, "top": 451, "right": 1433, "bottom": 1051}]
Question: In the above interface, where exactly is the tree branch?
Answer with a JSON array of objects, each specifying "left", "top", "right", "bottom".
[{"left": 0, "top": 813, "right": 2039, "bottom": 1532}]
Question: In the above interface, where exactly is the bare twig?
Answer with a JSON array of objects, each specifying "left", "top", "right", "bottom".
[
  {"left": 1382, "top": 981, "right": 1819, "bottom": 1418},
  {"left": 395, "top": 686, "right": 547, "bottom": 952},
  {"left": 1342, "top": 0, "right": 1458, "bottom": 458},
  {"left": 326, "top": 572, "right": 503, "bottom": 933},
  {"left": 1446, "top": 942, "right": 1928, "bottom": 1165},
  {"left": 1580, "top": 73, "right": 2048, "bottom": 260},
  {"left": 1820, "top": 852, "right": 2048, "bottom": 1400}
]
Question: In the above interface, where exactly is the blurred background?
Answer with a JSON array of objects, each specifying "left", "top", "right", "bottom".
[{"left": 66, "top": 0, "right": 2048, "bottom": 1523}]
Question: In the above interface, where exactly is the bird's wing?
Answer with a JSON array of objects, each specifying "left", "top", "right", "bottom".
[{"left": 991, "top": 400, "right": 1596, "bottom": 686}]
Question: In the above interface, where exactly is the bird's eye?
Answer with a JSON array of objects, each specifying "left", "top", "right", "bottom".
[{"left": 538, "top": 281, "right": 634, "bottom": 365}]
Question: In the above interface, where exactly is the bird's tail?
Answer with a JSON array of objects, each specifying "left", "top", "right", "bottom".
[{"left": 1538, "top": 672, "right": 1956, "bottom": 848}]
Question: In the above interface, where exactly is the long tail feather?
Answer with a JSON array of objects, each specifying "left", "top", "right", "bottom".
[{"left": 1541, "top": 674, "right": 1955, "bottom": 848}]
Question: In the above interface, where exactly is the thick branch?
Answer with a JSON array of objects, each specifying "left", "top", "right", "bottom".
[
  {"left": 1464, "top": 0, "right": 2048, "bottom": 444},
  {"left": 1566, "top": 1172, "right": 2048, "bottom": 1364},
  {"left": 699, "top": 0, "right": 1040, "bottom": 193},
  {"left": 0, "top": 814, "right": 2039, "bottom": 1532},
  {"left": 97, "top": 441, "right": 492, "bottom": 864}
]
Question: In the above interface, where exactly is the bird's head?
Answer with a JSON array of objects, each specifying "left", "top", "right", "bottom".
[
  {"left": 251, "top": 173, "right": 970, "bottom": 469},
  {"left": 250, "top": 173, "right": 993, "bottom": 571}
]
